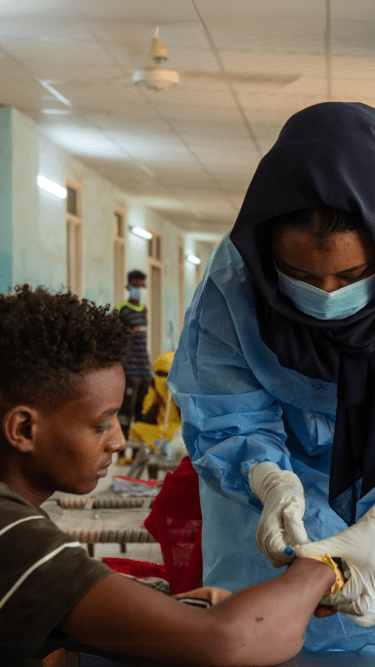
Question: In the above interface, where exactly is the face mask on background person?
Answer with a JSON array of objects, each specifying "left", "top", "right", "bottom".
[
  {"left": 275, "top": 265, "right": 375, "bottom": 320},
  {"left": 128, "top": 286, "right": 141, "bottom": 300}
]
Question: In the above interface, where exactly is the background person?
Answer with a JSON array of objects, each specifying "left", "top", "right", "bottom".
[
  {"left": 129, "top": 351, "right": 181, "bottom": 451},
  {"left": 116, "top": 270, "right": 152, "bottom": 457},
  {"left": 167, "top": 102, "right": 375, "bottom": 654}
]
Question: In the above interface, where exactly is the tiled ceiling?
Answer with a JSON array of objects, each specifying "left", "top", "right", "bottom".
[{"left": 1, "top": 1, "right": 375, "bottom": 236}]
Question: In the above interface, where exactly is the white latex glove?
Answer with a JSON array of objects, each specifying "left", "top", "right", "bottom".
[
  {"left": 249, "top": 462, "right": 310, "bottom": 567},
  {"left": 294, "top": 504, "right": 375, "bottom": 626}
]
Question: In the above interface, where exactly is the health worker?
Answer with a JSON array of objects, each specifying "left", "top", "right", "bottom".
[{"left": 167, "top": 102, "right": 375, "bottom": 655}]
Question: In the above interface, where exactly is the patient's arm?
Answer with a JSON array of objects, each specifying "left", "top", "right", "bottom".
[{"left": 58, "top": 557, "right": 334, "bottom": 667}]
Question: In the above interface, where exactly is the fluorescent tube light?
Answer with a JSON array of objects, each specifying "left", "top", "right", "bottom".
[
  {"left": 37, "top": 175, "right": 67, "bottom": 199},
  {"left": 132, "top": 227, "right": 153, "bottom": 240},
  {"left": 187, "top": 254, "right": 201, "bottom": 265},
  {"left": 41, "top": 109, "right": 72, "bottom": 115}
]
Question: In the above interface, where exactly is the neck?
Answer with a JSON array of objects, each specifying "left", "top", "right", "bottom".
[
  {"left": 0, "top": 465, "right": 50, "bottom": 508},
  {"left": 128, "top": 298, "right": 140, "bottom": 306}
]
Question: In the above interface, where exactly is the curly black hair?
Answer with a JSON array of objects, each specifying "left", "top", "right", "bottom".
[
  {"left": 127, "top": 270, "right": 146, "bottom": 284},
  {"left": 0, "top": 285, "right": 131, "bottom": 412}
]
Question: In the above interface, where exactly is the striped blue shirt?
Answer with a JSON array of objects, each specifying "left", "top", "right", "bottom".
[{"left": 117, "top": 301, "right": 152, "bottom": 380}]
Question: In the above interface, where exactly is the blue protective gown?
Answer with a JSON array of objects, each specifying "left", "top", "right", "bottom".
[{"left": 168, "top": 232, "right": 375, "bottom": 655}]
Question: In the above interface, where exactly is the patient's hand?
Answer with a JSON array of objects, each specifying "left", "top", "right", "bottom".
[
  {"left": 295, "top": 503, "right": 375, "bottom": 626},
  {"left": 314, "top": 604, "right": 337, "bottom": 618}
]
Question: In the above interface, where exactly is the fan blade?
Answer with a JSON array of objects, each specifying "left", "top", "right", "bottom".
[
  {"left": 180, "top": 71, "right": 299, "bottom": 85},
  {"left": 49, "top": 75, "right": 132, "bottom": 89},
  {"left": 120, "top": 36, "right": 145, "bottom": 58}
]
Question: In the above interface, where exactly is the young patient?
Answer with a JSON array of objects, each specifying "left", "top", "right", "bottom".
[{"left": 0, "top": 285, "right": 350, "bottom": 666}]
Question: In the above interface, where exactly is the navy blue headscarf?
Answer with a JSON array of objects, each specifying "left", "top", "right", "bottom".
[{"left": 230, "top": 102, "right": 375, "bottom": 525}]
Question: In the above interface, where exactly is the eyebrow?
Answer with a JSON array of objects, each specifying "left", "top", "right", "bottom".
[
  {"left": 98, "top": 408, "right": 120, "bottom": 419},
  {"left": 277, "top": 260, "right": 370, "bottom": 274}
]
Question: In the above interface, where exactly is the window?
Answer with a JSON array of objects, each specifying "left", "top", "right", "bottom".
[
  {"left": 147, "top": 229, "right": 163, "bottom": 363},
  {"left": 114, "top": 207, "right": 126, "bottom": 306},
  {"left": 177, "top": 238, "right": 184, "bottom": 333},
  {"left": 178, "top": 243, "right": 184, "bottom": 265},
  {"left": 156, "top": 236, "right": 161, "bottom": 261},
  {"left": 195, "top": 258, "right": 201, "bottom": 288},
  {"left": 67, "top": 186, "right": 77, "bottom": 215},
  {"left": 66, "top": 179, "right": 82, "bottom": 297},
  {"left": 114, "top": 211, "right": 123, "bottom": 238},
  {"left": 148, "top": 230, "right": 162, "bottom": 262}
]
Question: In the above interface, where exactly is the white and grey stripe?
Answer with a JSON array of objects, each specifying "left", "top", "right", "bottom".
[
  {"left": 0, "top": 514, "right": 46, "bottom": 537},
  {"left": 0, "top": 515, "right": 80, "bottom": 611}
]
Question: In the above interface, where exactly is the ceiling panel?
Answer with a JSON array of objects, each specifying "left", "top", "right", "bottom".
[
  {"left": 1, "top": 0, "right": 375, "bottom": 234},
  {"left": 197, "top": 0, "right": 375, "bottom": 22},
  {"left": 76, "top": 0, "right": 197, "bottom": 23},
  {"left": 0, "top": 1, "right": 75, "bottom": 16},
  {"left": 171, "top": 118, "right": 251, "bottom": 138},
  {"left": 210, "top": 19, "right": 325, "bottom": 58}
]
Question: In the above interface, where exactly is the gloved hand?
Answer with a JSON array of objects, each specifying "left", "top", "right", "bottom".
[
  {"left": 249, "top": 462, "right": 310, "bottom": 567},
  {"left": 294, "top": 504, "right": 375, "bottom": 626}
]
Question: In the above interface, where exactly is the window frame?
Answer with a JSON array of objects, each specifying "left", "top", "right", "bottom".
[
  {"left": 147, "top": 228, "right": 163, "bottom": 362},
  {"left": 65, "top": 178, "right": 83, "bottom": 298},
  {"left": 113, "top": 205, "right": 126, "bottom": 306},
  {"left": 177, "top": 238, "right": 185, "bottom": 333}
]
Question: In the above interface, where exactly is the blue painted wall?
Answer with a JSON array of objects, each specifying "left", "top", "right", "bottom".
[{"left": 1, "top": 108, "right": 219, "bottom": 360}]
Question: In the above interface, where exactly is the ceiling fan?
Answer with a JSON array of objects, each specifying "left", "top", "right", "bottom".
[
  {"left": 54, "top": 28, "right": 300, "bottom": 95},
  {"left": 131, "top": 28, "right": 300, "bottom": 91}
]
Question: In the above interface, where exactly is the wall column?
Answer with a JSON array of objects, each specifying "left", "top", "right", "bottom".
[{"left": 0, "top": 108, "right": 13, "bottom": 292}]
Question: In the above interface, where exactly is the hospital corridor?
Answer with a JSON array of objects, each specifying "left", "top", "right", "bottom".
[{"left": 3, "top": 1, "right": 375, "bottom": 666}]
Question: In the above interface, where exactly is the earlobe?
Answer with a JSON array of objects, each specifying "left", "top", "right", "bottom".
[{"left": 3, "top": 407, "right": 37, "bottom": 453}]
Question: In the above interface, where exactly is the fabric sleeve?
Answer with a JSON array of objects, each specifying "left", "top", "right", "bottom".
[
  {"left": 168, "top": 274, "right": 293, "bottom": 509},
  {"left": 118, "top": 306, "right": 131, "bottom": 326},
  {"left": 0, "top": 506, "right": 111, "bottom": 655},
  {"left": 141, "top": 385, "right": 157, "bottom": 415}
]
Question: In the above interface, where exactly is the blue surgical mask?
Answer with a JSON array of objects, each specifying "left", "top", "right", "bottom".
[
  {"left": 275, "top": 263, "right": 375, "bottom": 320},
  {"left": 129, "top": 286, "right": 140, "bottom": 300}
]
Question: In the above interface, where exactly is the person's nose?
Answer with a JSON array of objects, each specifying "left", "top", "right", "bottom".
[
  {"left": 105, "top": 422, "right": 126, "bottom": 453},
  {"left": 312, "top": 276, "right": 342, "bottom": 293}
]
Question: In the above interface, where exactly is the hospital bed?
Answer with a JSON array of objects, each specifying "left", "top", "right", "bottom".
[{"left": 43, "top": 497, "right": 156, "bottom": 558}]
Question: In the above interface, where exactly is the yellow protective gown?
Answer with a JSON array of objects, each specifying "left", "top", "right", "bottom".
[{"left": 129, "top": 352, "right": 181, "bottom": 450}]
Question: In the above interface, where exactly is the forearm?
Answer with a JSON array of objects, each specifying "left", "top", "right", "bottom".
[
  {"left": 211, "top": 557, "right": 336, "bottom": 666},
  {"left": 60, "top": 573, "right": 227, "bottom": 667},
  {"left": 61, "top": 559, "right": 335, "bottom": 667}
]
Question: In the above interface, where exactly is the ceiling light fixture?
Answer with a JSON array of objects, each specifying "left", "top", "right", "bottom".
[
  {"left": 131, "top": 226, "right": 153, "bottom": 240},
  {"left": 38, "top": 80, "right": 73, "bottom": 108},
  {"left": 132, "top": 28, "right": 179, "bottom": 91},
  {"left": 37, "top": 175, "right": 67, "bottom": 199},
  {"left": 187, "top": 254, "right": 201, "bottom": 265},
  {"left": 132, "top": 67, "right": 179, "bottom": 91},
  {"left": 41, "top": 109, "right": 72, "bottom": 115}
]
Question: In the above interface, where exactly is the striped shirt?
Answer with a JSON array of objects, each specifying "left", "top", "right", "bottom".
[
  {"left": 0, "top": 483, "right": 111, "bottom": 656},
  {"left": 117, "top": 302, "right": 152, "bottom": 380}
]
